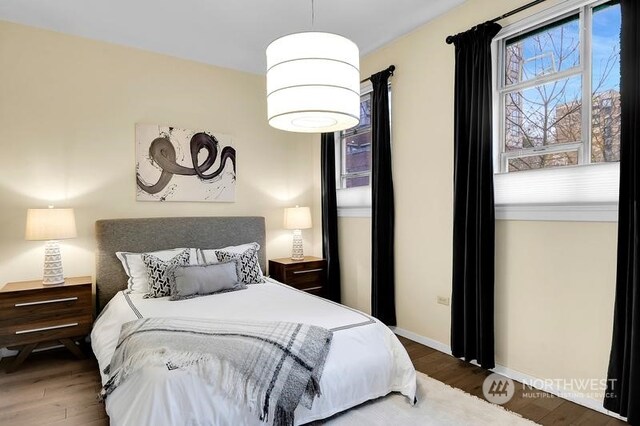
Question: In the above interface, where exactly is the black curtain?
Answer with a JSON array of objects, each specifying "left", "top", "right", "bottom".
[
  {"left": 321, "top": 132, "right": 341, "bottom": 303},
  {"left": 370, "top": 68, "right": 396, "bottom": 326},
  {"left": 604, "top": 1, "right": 640, "bottom": 422},
  {"left": 449, "top": 22, "right": 501, "bottom": 370}
]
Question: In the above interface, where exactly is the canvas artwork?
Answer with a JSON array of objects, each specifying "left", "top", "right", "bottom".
[{"left": 135, "top": 124, "right": 236, "bottom": 202}]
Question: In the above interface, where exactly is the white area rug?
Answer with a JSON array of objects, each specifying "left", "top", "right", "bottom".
[{"left": 322, "top": 372, "right": 538, "bottom": 425}]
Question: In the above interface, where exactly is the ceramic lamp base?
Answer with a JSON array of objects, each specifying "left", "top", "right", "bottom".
[
  {"left": 291, "top": 230, "right": 304, "bottom": 261},
  {"left": 42, "top": 240, "right": 65, "bottom": 285}
]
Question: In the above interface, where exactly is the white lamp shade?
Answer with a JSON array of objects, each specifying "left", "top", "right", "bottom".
[
  {"left": 284, "top": 206, "right": 312, "bottom": 230},
  {"left": 25, "top": 208, "right": 77, "bottom": 241},
  {"left": 266, "top": 32, "right": 360, "bottom": 133}
]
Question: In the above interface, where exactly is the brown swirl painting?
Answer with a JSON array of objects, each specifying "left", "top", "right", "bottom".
[{"left": 135, "top": 124, "right": 236, "bottom": 202}]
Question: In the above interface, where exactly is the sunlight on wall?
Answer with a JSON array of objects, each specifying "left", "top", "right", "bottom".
[{"left": 0, "top": 163, "right": 118, "bottom": 203}]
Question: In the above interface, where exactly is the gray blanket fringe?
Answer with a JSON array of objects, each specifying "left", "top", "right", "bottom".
[{"left": 101, "top": 317, "right": 333, "bottom": 426}]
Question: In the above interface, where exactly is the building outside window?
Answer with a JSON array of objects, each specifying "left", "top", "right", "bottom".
[
  {"left": 335, "top": 81, "right": 392, "bottom": 216},
  {"left": 339, "top": 89, "right": 372, "bottom": 188}
]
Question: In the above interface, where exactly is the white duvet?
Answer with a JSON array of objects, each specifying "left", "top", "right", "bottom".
[{"left": 91, "top": 279, "right": 417, "bottom": 426}]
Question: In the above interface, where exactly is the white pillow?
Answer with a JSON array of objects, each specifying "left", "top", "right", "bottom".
[
  {"left": 116, "top": 248, "right": 199, "bottom": 293},
  {"left": 199, "top": 243, "right": 261, "bottom": 264}
]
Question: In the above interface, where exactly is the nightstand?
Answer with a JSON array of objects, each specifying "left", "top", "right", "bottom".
[
  {"left": 269, "top": 256, "right": 326, "bottom": 296},
  {"left": 0, "top": 276, "right": 93, "bottom": 372}
]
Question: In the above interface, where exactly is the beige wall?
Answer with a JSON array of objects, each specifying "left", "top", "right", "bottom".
[
  {"left": 338, "top": 217, "right": 371, "bottom": 314},
  {"left": 0, "top": 21, "right": 320, "bottom": 286},
  {"left": 340, "top": 0, "right": 618, "bottom": 403}
]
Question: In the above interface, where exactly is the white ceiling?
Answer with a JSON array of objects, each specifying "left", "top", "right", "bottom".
[{"left": 0, "top": 0, "right": 465, "bottom": 74}]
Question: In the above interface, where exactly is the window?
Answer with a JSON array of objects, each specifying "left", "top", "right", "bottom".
[
  {"left": 493, "top": 0, "right": 621, "bottom": 221},
  {"left": 339, "top": 89, "right": 372, "bottom": 188},
  {"left": 497, "top": 0, "right": 620, "bottom": 173},
  {"left": 335, "top": 81, "right": 391, "bottom": 216}
]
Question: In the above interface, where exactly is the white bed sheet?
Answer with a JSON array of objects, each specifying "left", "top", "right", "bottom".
[{"left": 91, "top": 279, "right": 416, "bottom": 426}]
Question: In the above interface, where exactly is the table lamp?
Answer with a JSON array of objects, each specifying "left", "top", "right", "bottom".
[
  {"left": 284, "top": 206, "right": 312, "bottom": 261},
  {"left": 25, "top": 207, "right": 77, "bottom": 285}
]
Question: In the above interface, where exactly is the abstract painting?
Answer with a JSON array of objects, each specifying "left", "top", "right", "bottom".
[{"left": 135, "top": 124, "right": 236, "bottom": 202}]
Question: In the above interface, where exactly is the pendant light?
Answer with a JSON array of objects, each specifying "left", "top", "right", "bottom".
[{"left": 266, "top": 3, "right": 360, "bottom": 133}]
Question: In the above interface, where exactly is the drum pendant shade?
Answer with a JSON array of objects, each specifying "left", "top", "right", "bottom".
[{"left": 266, "top": 32, "right": 360, "bottom": 133}]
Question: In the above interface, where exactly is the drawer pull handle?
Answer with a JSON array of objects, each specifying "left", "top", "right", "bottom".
[
  {"left": 16, "top": 323, "right": 78, "bottom": 335},
  {"left": 293, "top": 268, "right": 323, "bottom": 275},
  {"left": 15, "top": 297, "right": 78, "bottom": 307}
]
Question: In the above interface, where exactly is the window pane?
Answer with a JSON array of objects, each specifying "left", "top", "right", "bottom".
[
  {"left": 343, "top": 130, "right": 371, "bottom": 190},
  {"left": 359, "top": 93, "right": 372, "bottom": 129},
  {"left": 345, "top": 176, "right": 370, "bottom": 188},
  {"left": 341, "top": 91, "right": 372, "bottom": 188},
  {"left": 591, "top": 1, "right": 621, "bottom": 163},
  {"left": 505, "top": 75, "right": 582, "bottom": 152},
  {"left": 508, "top": 151, "right": 578, "bottom": 172},
  {"left": 505, "top": 14, "right": 580, "bottom": 85},
  {"left": 344, "top": 93, "right": 372, "bottom": 135}
]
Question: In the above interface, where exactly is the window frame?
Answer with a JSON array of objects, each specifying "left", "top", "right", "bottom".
[
  {"left": 491, "top": 0, "right": 620, "bottom": 222},
  {"left": 339, "top": 87, "right": 373, "bottom": 189},
  {"left": 335, "top": 80, "right": 391, "bottom": 217}
]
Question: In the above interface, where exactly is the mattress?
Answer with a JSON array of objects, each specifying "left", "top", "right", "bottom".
[{"left": 91, "top": 279, "right": 417, "bottom": 425}]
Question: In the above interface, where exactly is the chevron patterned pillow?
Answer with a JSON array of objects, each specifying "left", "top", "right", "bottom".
[
  {"left": 215, "top": 243, "right": 264, "bottom": 284},
  {"left": 142, "top": 248, "right": 191, "bottom": 298}
]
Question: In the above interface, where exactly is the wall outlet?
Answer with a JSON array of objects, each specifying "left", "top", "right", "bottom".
[{"left": 437, "top": 296, "right": 450, "bottom": 306}]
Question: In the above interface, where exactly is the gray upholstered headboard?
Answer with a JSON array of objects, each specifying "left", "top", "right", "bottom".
[{"left": 95, "top": 216, "right": 266, "bottom": 313}]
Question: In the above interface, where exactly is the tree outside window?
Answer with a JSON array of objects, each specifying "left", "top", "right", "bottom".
[{"left": 499, "top": 1, "right": 620, "bottom": 173}]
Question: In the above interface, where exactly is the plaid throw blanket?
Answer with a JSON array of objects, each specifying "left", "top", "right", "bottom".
[{"left": 101, "top": 317, "right": 333, "bottom": 426}]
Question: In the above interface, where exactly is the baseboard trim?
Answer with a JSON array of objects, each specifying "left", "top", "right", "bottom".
[
  {"left": 392, "top": 326, "right": 452, "bottom": 355},
  {"left": 391, "top": 326, "right": 627, "bottom": 422}
]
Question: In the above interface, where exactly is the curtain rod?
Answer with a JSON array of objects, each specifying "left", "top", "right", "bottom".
[
  {"left": 445, "top": 0, "right": 547, "bottom": 44},
  {"left": 361, "top": 65, "right": 396, "bottom": 83}
]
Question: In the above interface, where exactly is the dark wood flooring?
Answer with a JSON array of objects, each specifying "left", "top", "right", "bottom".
[
  {"left": 0, "top": 337, "right": 627, "bottom": 425},
  {"left": 0, "top": 350, "right": 107, "bottom": 425},
  {"left": 397, "top": 335, "right": 626, "bottom": 425}
]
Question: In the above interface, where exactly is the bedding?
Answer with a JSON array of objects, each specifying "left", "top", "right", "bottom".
[
  {"left": 142, "top": 249, "right": 191, "bottom": 298},
  {"left": 116, "top": 248, "right": 199, "bottom": 294},
  {"left": 102, "top": 317, "right": 333, "bottom": 426},
  {"left": 92, "top": 279, "right": 416, "bottom": 426},
  {"left": 168, "top": 261, "right": 245, "bottom": 300},
  {"left": 214, "top": 242, "right": 265, "bottom": 284},
  {"left": 199, "top": 242, "right": 262, "bottom": 263}
]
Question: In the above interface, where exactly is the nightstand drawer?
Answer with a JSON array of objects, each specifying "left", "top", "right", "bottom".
[
  {"left": 269, "top": 257, "right": 327, "bottom": 297},
  {"left": 0, "top": 314, "right": 93, "bottom": 347},
  {"left": 0, "top": 286, "right": 92, "bottom": 326},
  {"left": 284, "top": 266, "right": 325, "bottom": 287}
]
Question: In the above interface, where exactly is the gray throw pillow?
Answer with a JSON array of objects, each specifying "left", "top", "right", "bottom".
[{"left": 168, "top": 260, "right": 247, "bottom": 301}]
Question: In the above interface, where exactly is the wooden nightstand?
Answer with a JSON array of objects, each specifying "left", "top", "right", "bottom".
[
  {"left": 269, "top": 256, "right": 326, "bottom": 296},
  {"left": 0, "top": 276, "right": 93, "bottom": 372}
]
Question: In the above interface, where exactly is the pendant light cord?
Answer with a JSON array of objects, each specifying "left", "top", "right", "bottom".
[{"left": 311, "top": 0, "right": 315, "bottom": 27}]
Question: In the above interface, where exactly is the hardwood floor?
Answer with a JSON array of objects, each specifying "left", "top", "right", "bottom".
[
  {"left": 398, "top": 335, "right": 627, "bottom": 426},
  {"left": 0, "top": 338, "right": 627, "bottom": 425},
  {"left": 0, "top": 350, "right": 107, "bottom": 426}
]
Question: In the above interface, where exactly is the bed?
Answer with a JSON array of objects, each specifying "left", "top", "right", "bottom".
[{"left": 91, "top": 216, "right": 416, "bottom": 425}]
